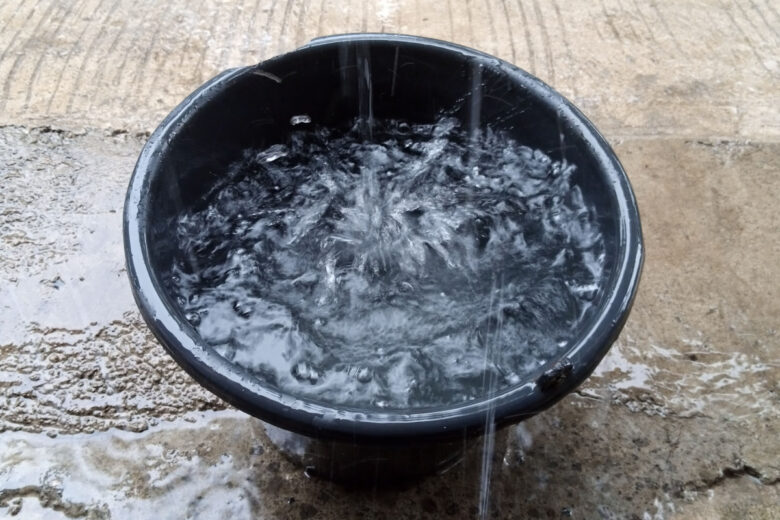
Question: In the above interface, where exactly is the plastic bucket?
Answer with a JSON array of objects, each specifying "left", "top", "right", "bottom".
[{"left": 123, "top": 34, "right": 643, "bottom": 480}]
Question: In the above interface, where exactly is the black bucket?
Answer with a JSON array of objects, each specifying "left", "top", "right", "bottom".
[{"left": 124, "top": 34, "right": 643, "bottom": 481}]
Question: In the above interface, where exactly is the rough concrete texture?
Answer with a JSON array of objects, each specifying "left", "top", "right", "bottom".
[{"left": 0, "top": 1, "right": 778, "bottom": 519}]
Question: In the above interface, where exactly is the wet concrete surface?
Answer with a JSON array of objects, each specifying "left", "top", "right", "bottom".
[
  {"left": 1, "top": 1, "right": 779, "bottom": 518},
  {"left": 0, "top": 128, "right": 225, "bottom": 436},
  {"left": 2, "top": 126, "right": 777, "bottom": 519}
]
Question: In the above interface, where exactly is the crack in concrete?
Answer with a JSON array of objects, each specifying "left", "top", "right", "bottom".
[{"left": 677, "top": 463, "right": 780, "bottom": 497}]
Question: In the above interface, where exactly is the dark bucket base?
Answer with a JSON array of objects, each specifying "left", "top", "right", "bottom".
[{"left": 263, "top": 424, "right": 473, "bottom": 484}]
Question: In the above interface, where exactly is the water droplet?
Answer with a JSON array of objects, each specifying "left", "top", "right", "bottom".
[
  {"left": 290, "top": 114, "right": 312, "bottom": 126},
  {"left": 292, "top": 361, "right": 319, "bottom": 384},
  {"left": 356, "top": 367, "right": 372, "bottom": 383},
  {"left": 232, "top": 300, "right": 253, "bottom": 318},
  {"left": 569, "top": 283, "right": 598, "bottom": 301},
  {"left": 256, "top": 144, "right": 288, "bottom": 163},
  {"left": 292, "top": 362, "right": 311, "bottom": 381}
]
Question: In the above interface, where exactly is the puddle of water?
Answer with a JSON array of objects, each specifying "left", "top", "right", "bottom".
[
  {"left": 0, "top": 411, "right": 259, "bottom": 519},
  {"left": 592, "top": 339, "right": 656, "bottom": 391},
  {"left": 588, "top": 335, "right": 777, "bottom": 419}
]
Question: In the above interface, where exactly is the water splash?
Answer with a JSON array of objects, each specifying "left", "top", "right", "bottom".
[{"left": 167, "top": 117, "right": 606, "bottom": 409}]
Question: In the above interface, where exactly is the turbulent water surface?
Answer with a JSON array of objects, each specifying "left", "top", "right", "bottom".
[{"left": 166, "top": 118, "right": 606, "bottom": 409}]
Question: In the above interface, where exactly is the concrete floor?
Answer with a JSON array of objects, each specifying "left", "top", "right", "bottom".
[{"left": 0, "top": 1, "right": 778, "bottom": 518}]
